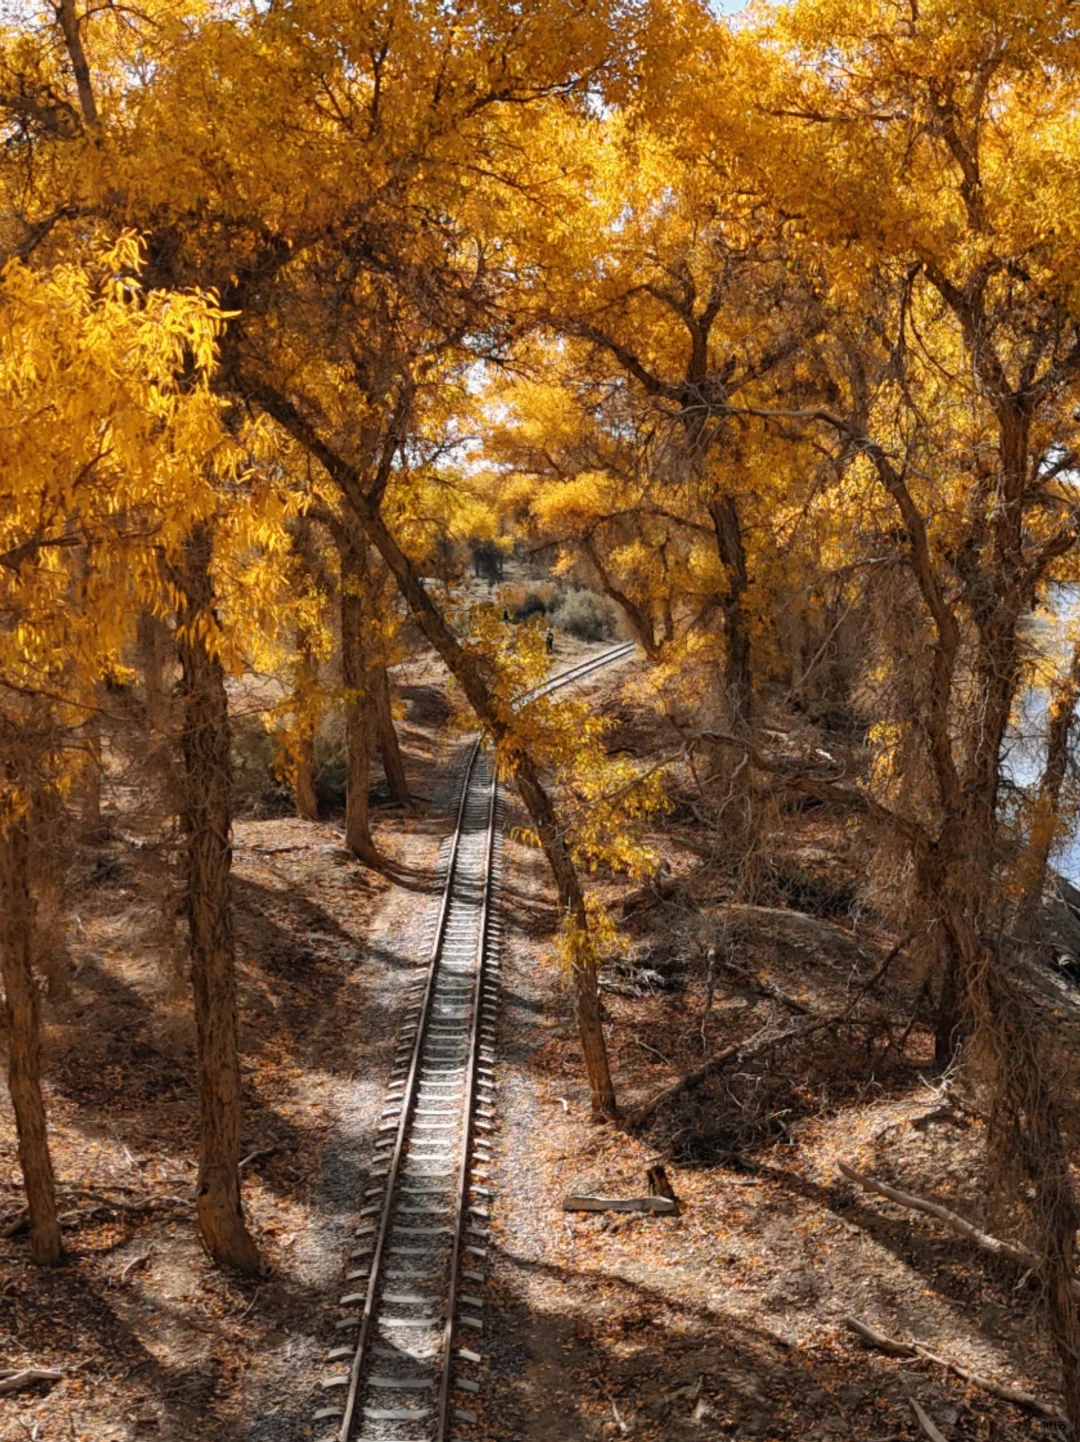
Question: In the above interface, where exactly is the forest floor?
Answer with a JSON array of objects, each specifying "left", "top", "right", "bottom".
[{"left": 0, "top": 639, "right": 1069, "bottom": 1442}]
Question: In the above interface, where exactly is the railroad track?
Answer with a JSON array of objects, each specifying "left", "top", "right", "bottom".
[{"left": 313, "top": 641, "right": 636, "bottom": 1442}]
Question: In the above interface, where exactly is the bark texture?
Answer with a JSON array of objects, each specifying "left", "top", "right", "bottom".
[
  {"left": 293, "top": 635, "right": 320, "bottom": 822},
  {"left": 373, "top": 662, "right": 409, "bottom": 805},
  {"left": 0, "top": 810, "right": 62, "bottom": 1264},
  {"left": 515, "top": 752, "right": 618, "bottom": 1118},
  {"left": 293, "top": 729, "right": 319, "bottom": 821},
  {"left": 174, "top": 525, "right": 259, "bottom": 1272},
  {"left": 708, "top": 491, "right": 752, "bottom": 735},
  {"left": 339, "top": 529, "right": 380, "bottom": 866}
]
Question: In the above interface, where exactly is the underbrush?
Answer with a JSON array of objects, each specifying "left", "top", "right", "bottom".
[
  {"left": 231, "top": 712, "right": 294, "bottom": 815},
  {"left": 231, "top": 712, "right": 354, "bottom": 817},
  {"left": 657, "top": 1020, "right": 905, "bottom": 1168},
  {"left": 550, "top": 586, "right": 617, "bottom": 641}
]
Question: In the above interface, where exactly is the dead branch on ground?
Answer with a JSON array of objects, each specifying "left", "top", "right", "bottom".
[
  {"left": 0, "top": 1369, "right": 63, "bottom": 1395},
  {"left": 625, "top": 942, "right": 904, "bottom": 1131},
  {"left": 844, "top": 1315, "right": 1064, "bottom": 1420},
  {"left": 1, "top": 1191, "right": 190, "bottom": 1238},
  {"left": 836, "top": 1160, "right": 1056, "bottom": 1280},
  {"left": 624, "top": 1011, "right": 840, "bottom": 1131},
  {"left": 909, "top": 1398, "right": 948, "bottom": 1442}
]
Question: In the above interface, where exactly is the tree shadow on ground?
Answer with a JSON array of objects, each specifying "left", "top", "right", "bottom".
[{"left": 486, "top": 1244, "right": 1039, "bottom": 1442}]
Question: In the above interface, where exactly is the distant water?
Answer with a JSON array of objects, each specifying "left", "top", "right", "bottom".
[{"left": 1002, "top": 585, "right": 1080, "bottom": 883}]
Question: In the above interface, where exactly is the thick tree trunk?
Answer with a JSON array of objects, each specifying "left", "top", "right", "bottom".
[
  {"left": 0, "top": 810, "right": 62, "bottom": 1265},
  {"left": 515, "top": 752, "right": 618, "bottom": 1118},
  {"left": 946, "top": 897, "right": 1080, "bottom": 1437},
  {"left": 174, "top": 525, "right": 259, "bottom": 1273},
  {"left": 339, "top": 531, "right": 380, "bottom": 866},
  {"left": 294, "top": 730, "right": 319, "bottom": 821},
  {"left": 373, "top": 663, "right": 409, "bottom": 805}
]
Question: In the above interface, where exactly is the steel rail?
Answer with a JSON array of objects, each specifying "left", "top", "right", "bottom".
[
  {"left": 517, "top": 640, "right": 636, "bottom": 707},
  {"left": 434, "top": 753, "right": 497, "bottom": 1440},
  {"left": 323, "top": 642, "right": 636, "bottom": 1442},
  {"left": 334, "top": 738, "right": 484, "bottom": 1442}
]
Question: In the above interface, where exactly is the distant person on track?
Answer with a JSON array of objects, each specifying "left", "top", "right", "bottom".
[{"left": 545, "top": 628, "right": 555, "bottom": 654}]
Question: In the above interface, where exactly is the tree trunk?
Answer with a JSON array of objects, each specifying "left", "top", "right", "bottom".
[
  {"left": 515, "top": 752, "right": 618, "bottom": 1118},
  {"left": 933, "top": 941, "right": 961, "bottom": 1073},
  {"left": 339, "top": 530, "right": 380, "bottom": 866},
  {"left": 137, "top": 610, "right": 170, "bottom": 734},
  {"left": 238, "top": 383, "right": 616, "bottom": 1113},
  {"left": 293, "top": 634, "right": 320, "bottom": 822},
  {"left": 708, "top": 492, "right": 752, "bottom": 733},
  {"left": 80, "top": 701, "right": 103, "bottom": 842},
  {"left": 294, "top": 729, "right": 319, "bottom": 821},
  {"left": 0, "top": 809, "right": 62, "bottom": 1265},
  {"left": 583, "top": 536, "right": 658, "bottom": 658},
  {"left": 1019, "top": 640, "right": 1080, "bottom": 922},
  {"left": 174, "top": 524, "right": 259, "bottom": 1273},
  {"left": 373, "top": 663, "right": 408, "bottom": 805}
]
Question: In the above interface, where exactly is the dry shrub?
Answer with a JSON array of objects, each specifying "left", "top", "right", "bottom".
[{"left": 550, "top": 587, "right": 617, "bottom": 642}]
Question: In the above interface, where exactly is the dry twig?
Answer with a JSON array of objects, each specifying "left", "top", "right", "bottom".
[
  {"left": 844, "top": 1315, "right": 1065, "bottom": 1419},
  {"left": 909, "top": 1398, "right": 947, "bottom": 1442},
  {"left": 836, "top": 1161, "right": 1061, "bottom": 1282},
  {"left": 624, "top": 1012, "right": 840, "bottom": 1131}
]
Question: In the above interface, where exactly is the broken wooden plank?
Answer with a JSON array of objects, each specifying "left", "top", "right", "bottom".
[{"left": 562, "top": 1195, "right": 677, "bottom": 1214}]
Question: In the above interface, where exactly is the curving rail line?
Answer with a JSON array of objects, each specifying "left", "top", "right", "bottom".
[{"left": 313, "top": 641, "right": 636, "bottom": 1442}]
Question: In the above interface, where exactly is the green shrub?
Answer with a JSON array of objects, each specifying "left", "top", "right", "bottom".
[
  {"left": 231, "top": 715, "right": 293, "bottom": 815},
  {"left": 313, "top": 724, "right": 348, "bottom": 810},
  {"left": 513, "top": 590, "right": 549, "bottom": 623},
  {"left": 550, "top": 588, "right": 616, "bottom": 642},
  {"left": 470, "top": 537, "right": 504, "bottom": 583}
]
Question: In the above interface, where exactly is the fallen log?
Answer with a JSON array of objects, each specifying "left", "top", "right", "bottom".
[
  {"left": 562, "top": 1195, "right": 677, "bottom": 1214},
  {"left": 0, "top": 1368, "right": 63, "bottom": 1395},
  {"left": 835, "top": 1161, "right": 1059, "bottom": 1282},
  {"left": 844, "top": 1315, "right": 1065, "bottom": 1418}
]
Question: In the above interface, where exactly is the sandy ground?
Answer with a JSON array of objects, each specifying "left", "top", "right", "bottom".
[
  {"left": 0, "top": 642, "right": 1067, "bottom": 1442},
  {"left": 475, "top": 661, "right": 1061, "bottom": 1442}
]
